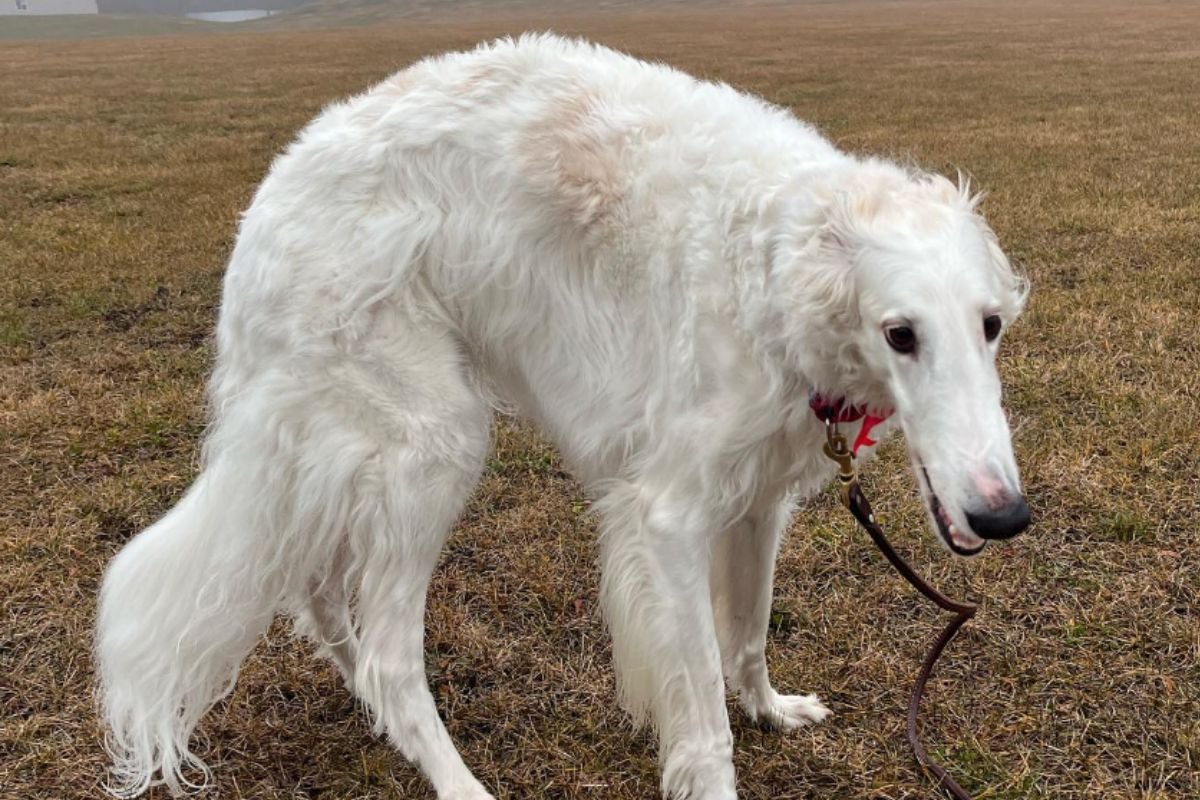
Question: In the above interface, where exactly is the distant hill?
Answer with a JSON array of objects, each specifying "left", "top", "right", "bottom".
[
  {"left": 269, "top": 0, "right": 786, "bottom": 28},
  {"left": 96, "top": 0, "right": 304, "bottom": 13},
  {"left": 0, "top": 0, "right": 797, "bottom": 40},
  {"left": 0, "top": 12, "right": 216, "bottom": 37}
]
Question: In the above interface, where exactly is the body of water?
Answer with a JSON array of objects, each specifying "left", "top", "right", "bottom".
[{"left": 185, "top": 7, "right": 273, "bottom": 20}]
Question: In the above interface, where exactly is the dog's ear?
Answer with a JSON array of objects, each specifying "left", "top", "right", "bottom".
[
  {"left": 951, "top": 175, "right": 1028, "bottom": 319},
  {"left": 806, "top": 206, "right": 863, "bottom": 327},
  {"left": 980, "top": 222, "right": 1030, "bottom": 318},
  {"left": 927, "top": 172, "right": 973, "bottom": 208},
  {"left": 819, "top": 171, "right": 891, "bottom": 260}
]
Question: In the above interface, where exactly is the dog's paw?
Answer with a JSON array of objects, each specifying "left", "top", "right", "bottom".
[
  {"left": 743, "top": 690, "right": 830, "bottom": 731},
  {"left": 661, "top": 742, "right": 737, "bottom": 800}
]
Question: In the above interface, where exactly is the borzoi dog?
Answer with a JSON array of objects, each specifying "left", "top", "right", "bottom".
[{"left": 96, "top": 34, "right": 1030, "bottom": 799}]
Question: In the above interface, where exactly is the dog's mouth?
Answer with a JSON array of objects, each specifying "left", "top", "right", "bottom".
[{"left": 919, "top": 467, "right": 985, "bottom": 556}]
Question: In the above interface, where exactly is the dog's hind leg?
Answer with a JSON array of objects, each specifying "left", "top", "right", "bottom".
[
  {"left": 711, "top": 500, "right": 830, "bottom": 731},
  {"left": 345, "top": 346, "right": 495, "bottom": 800},
  {"left": 293, "top": 544, "right": 359, "bottom": 688}
]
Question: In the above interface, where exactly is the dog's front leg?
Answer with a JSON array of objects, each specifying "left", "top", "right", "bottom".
[
  {"left": 711, "top": 500, "right": 830, "bottom": 730},
  {"left": 596, "top": 482, "right": 738, "bottom": 800}
]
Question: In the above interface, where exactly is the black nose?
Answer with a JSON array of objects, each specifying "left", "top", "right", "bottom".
[{"left": 965, "top": 496, "right": 1031, "bottom": 541}]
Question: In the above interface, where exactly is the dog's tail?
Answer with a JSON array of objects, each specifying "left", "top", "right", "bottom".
[{"left": 95, "top": 463, "right": 278, "bottom": 798}]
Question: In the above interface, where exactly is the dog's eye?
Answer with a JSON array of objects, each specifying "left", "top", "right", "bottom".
[
  {"left": 983, "top": 314, "right": 1002, "bottom": 342},
  {"left": 885, "top": 326, "right": 916, "bottom": 354}
]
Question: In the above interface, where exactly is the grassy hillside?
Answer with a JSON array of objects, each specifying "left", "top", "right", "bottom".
[{"left": 2, "top": 2, "right": 1197, "bottom": 798}]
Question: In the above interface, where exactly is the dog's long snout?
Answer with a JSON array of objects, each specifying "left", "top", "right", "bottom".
[{"left": 965, "top": 495, "right": 1030, "bottom": 540}]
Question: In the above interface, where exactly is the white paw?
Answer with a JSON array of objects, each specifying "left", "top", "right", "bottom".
[
  {"left": 744, "top": 690, "right": 830, "bottom": 731},
  {"left": 661, "top": 742, "right": 737, "bottom": 799}
]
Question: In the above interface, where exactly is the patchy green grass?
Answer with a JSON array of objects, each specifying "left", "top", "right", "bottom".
[{"left": 1, "top": 2, "right": 1198, "bottom": 799}]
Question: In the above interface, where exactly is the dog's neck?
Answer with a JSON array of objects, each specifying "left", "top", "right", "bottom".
[{"left": 716, "top": 161, "right": 892, "bottom": 415}]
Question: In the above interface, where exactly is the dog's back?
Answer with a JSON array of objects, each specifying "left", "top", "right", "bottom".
[{"left": 217, "top": 34, "right": 844, "bottom": 478}]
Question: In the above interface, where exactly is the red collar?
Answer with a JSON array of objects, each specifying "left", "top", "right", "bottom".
[{"left": 809, "top": 394, "right": 893, "bottom": 456}]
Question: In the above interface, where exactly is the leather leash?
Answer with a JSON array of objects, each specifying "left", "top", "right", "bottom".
[{"left": 821, "top": 417, "right": 978, "bottom": 800}]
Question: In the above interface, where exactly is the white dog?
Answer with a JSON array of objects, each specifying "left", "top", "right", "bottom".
[{"left": 96, "top": 34, "right": 1030, "bottom": 800}]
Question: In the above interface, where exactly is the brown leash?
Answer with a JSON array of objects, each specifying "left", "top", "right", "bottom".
[{"left": 822, "top": 420, "right": 978, "bottom": 800}]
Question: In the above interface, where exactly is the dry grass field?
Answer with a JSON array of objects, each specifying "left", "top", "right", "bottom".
[{"left": 2, "top": 1, "right": 1198, "bottom": 798}]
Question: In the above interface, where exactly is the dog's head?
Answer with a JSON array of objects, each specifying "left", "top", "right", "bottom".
[{"left": 785, "top": 164, "right": 1030, "bottom": 555}]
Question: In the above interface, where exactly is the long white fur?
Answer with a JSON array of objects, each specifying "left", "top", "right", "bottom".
[{"left": 95, "top": 34, "right": 1027, "bottom": 800}]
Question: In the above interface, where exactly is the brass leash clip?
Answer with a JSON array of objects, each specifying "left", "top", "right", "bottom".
[{"left": 822, "top": 419, "right": 858, "bottom": 509}]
